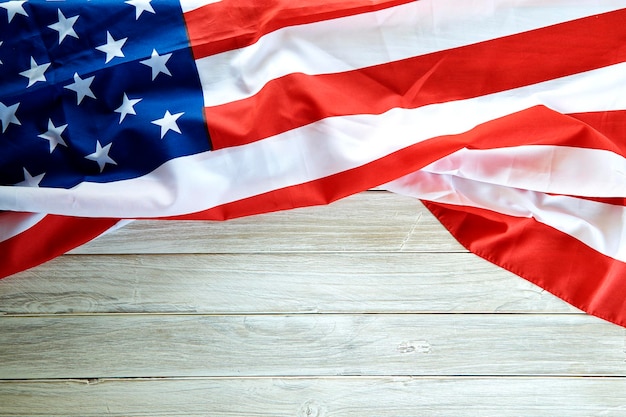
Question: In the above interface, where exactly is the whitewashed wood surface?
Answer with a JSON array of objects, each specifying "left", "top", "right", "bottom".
[{"left": 1, "top": 191, "right": 624, "bottom": 416}]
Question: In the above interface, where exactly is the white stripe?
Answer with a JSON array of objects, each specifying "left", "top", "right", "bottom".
[
  {"left": 179, "top": 0, "right": 221, "bottom": 13},
  {"left": 0, "top": 212, "right": 45, "bottom": 243},
  {"left": 421, "top": 146, "right": 626, "bottom": 197},
  {"left": 384, "top": 170, "right": 626, "bottom": 263},
  {"left": 2, "top": 62, "right": 626, "bottom": 217},
  {"left": 195, "top": 0, "right": 626, "bottom": 107}
]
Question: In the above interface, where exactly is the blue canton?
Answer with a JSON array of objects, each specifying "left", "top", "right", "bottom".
[{"left": 0, "top": 0, "right": 210, "bottom": 189}]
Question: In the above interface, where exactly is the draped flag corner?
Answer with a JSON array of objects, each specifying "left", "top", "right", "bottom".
[{"left": 1, "top": 0, "right": 626, "bottom": 327}]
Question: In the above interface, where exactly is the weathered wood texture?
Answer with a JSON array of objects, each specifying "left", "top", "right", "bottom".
[
  {"left": 0, "top": 192, "right": 624, "bottom": 415},
  {"left": 0, "top": 253, "right": 575, "bottom": 314},
  {"left": 71, "top": 192, "right": 464, "bottom": 254},
  {"left": 2, "top": 378, "right": 626, "bottom": 417},
  {"left": 0, "top": 314, "right": 622, "bottom": 379}
]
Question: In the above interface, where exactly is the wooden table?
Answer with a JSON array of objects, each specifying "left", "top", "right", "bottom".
[{"left": 1, "top": 191, "right": 624, "bottom": 416}]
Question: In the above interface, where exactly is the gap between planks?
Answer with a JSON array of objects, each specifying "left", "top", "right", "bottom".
[{"left": 3, "top": 375, "right": 626, "bottom": 382}]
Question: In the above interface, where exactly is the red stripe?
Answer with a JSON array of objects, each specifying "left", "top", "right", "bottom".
[
  {"left": 8, "top": 107, "right": 623, "bottom": 278},
  {"left": 0, "top": 215, "right": 118, "bottom": 279},
  {"left": 170, "top": 106, "right": 625, "bottom": 220},
  {"left": 423, "top": 200, "right": 626, "bottom": 328},
  {"left": 568, "top": 110, "right": 626, "bottom": 144},
  {"left": 206, "top": 9, "right": 626, "bottom": 149},
  {"left": 184, "top": 0, "right": 415, "bottom": 59}
]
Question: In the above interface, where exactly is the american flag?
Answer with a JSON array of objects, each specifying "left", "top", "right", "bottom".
[{"left": 1, "top": 0, "right": 626, "bottom": 326}]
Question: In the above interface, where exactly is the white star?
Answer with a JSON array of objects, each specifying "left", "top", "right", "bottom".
[
  {"left": 96, "top": 31, "right": 127, "bottom": 64},
  {"left": 64, "top": 72, "right": 96, "bottom": 104},
  {"left": 0, "top": 41, "right": 3, "bottom": 65},
  {"left": 48, "top": 9, "right": 79, "bottom": 44},
  {"left": 85, "top": 140, "right": 117, "bottom": 172},
  {"left": 38, "top": 119, "right": 68, "bottom": 153},
  {"left": 0, "top": 101, "right": 20, "bottom": 133},
  {"left": 0, "top": 1, "right": 28, "bottom": 23},
  {"left": 114, "top": 93, "right": 142, "bottom": 123},
  {"left": 125, "top": 0, "right": 154, "bottom": 20},
  {"left": 152, "top": 110, "right": 184, "bottom": 139},
  {"left": 19, "top": 56, "right": 51, "bottom": 88},
  {"left": 16, "top": 168, "right": 45, "bottom": 188},
  {"left": 140, "top": 49, "right": 172, "bottom": 81}
]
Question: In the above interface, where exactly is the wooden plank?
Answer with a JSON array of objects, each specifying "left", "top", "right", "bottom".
[
  {"left": 1, "top": 253, "right": 576, "bottom": 315},
  {"left": 72, "top": 192, "right": 465, "bottom": 254},
  {"left": 0, "top": 314, "right": 622, "bottom": 379},
  {"left": 1, "top": 377, "right": 625, "bottom": 416}
]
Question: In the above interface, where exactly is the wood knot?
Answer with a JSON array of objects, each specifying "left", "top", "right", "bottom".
[
  {"left": 397, "top": 340, "right": 431, "bottom": 354},
  {"left": 297, "top": 399, "right": 326, "bottom": 417}
]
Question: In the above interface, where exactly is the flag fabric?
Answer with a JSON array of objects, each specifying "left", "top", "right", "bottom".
[{"left": 1, "top": 1, "right": 626, "bottom": 326}]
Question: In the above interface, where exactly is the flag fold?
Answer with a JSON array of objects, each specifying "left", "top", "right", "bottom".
[{"left": 1, "top": 0, "right": 626, "bottom": 327}]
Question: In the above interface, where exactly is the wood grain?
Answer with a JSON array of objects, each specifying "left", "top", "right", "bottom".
[
  {"left": 71, "top": 192, "right": 465, "bottom": 254},
  {"left": 0, "top": 314, "right": 622, "bottom": 379},
  {"left": 1, "top": 377, "right": 625, "bottom": 416},
  {"left": 1, "top": 253, "right": 576, "bottom": 315},
  {"left": 1, "top": 190, "right": 624, "bottom": 416}
]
